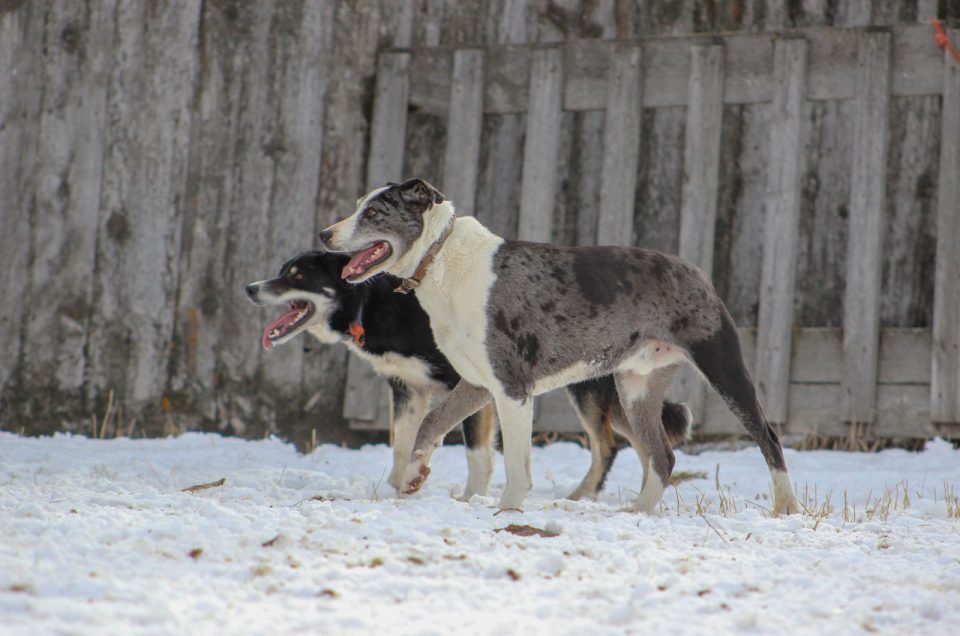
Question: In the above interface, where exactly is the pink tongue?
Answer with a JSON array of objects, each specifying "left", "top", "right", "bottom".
[
  {"left": 342, "top": 243, "right": 383, "bottom": 279},
  {"left": 261, "top": 308, "right": 302, "bottom": 350}
]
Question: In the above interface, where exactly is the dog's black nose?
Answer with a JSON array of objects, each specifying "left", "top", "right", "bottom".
[
  {"left": 245, "top": 283, "right": 258, "bottom": 299},
  {"left": 318, "top": 229, "right": 333, "bottom": 244}
]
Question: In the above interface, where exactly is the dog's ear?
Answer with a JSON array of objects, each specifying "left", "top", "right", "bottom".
[{"left": 396, "top": 178, "right": 445, "bottom": 206}]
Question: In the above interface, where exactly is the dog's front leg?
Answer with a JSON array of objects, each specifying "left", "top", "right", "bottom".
[
  {"left": 399, "top": 380, "right": 491, "bottom": 495},
  {"left": 493, "top": 394, "right": 534, "bottom": 511},
  {"left": 387, "top": 379, "right": 430, "bottom": 492}
]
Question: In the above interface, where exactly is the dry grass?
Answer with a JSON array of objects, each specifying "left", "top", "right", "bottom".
[
  {"left": 795, "top": 425, "right": 926, "bottom": 452},
  {"left": 667, "top": 472, "right": 959, "bottom": 525}
]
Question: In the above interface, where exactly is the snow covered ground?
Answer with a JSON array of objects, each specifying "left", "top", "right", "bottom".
[{"left": 1, "top": 431, "right": 958, "bottom": 636}]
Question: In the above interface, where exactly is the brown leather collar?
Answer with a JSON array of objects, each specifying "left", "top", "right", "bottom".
[{"left": 394, "top": 214, "right": 456, "bottom": 294}]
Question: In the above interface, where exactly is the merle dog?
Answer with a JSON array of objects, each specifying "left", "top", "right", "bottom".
[
  {"left": 245, "top": 251, "right": 691, "bottom": 500},
  {"left": 318, "top": 179, "right": 801, "bottom": 515}
]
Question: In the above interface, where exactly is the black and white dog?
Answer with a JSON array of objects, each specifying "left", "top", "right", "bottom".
[
  {"left": 245, "top": 251, "right": 691, "bottom": 500},
  {"left": 319, "top": 179, "right": 801, "bottom": 515}
]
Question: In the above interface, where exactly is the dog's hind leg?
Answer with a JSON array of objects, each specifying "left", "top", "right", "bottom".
[
  {"left": 460, "top": 404, "right": 497, "bottom": 500},
  {"left": 687, "top": 311, "right": 801, "bottom": 516},
  {"left": 493, "top": 393, "right": 534, "bottom": 511},
  {"left": 386, "top": 379, "right": 431, "bottom": 492},
  {"left": 398, "top": 380, "right": 491, "bottom": 495},
  {"left": 615, "top": 365, "right": 679, "bottom": 514},
  {"left": 565, "top": 379, "right": 619, "bottom": 501}
]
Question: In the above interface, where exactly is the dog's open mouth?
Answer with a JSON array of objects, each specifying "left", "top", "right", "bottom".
[
  {"left": 261, "top": 300, "right": 315, "bottom": 350},
  {"left": 341, "top": 241, "right": 392, "bottom": 280}
]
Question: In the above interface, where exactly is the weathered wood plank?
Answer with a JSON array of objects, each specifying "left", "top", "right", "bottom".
[
  {"left": 0, "top": 3, "right": 45, "bottom": 404},
  {"left": 169, "top": 0, "right": 252, "bottom": 422},
  {"left": 366, "top": 53, "right": 411, "bottom": 187},
  {"left": 258, "top": 0, "right": 331, "bottom": 444},
  {"left": 20, "top": 0, "right": 115, "bottom": 427},
  {"left": 205, "top": 3, "right": 277, "bottom": 438},
  {"left": 703, "top": 383, "right": 937, "bottom": 439},
  {"left": 473, "top": 0, "right": 532, "bottom": 243},
  {"left": 916, "top": 0, "right": 938, "bottom": 21},
  {"left": 712, "top": 103, "right": 768, "bottom": 327},
  {"left": 634, "top": 106, "right": 685, "bottom": 253},
  {"left": 790, "top": 328, "right": 932, "bottom": 385},
  {"left": 343, "top": 51, "right": 411, "bottom": 425},
  {"left": 755, "top": 38, "right": 808, "bottom": 423},
  {"left": 553, "top": 110, "right": 605, "bottom": 246},
  {"left": 442, "top": 49, "right": 485, "bottom": 215},
  {"left": 518, "top": 48, "right": 564, "bottom": 242},
  {"left": 673, "top": 44, "right": 725, "bottom": 421},
  {"left": 931, "top": 40, "right": 960, "bottom": 423},
  {"left": 596, "top": 45, "right": 643, "bottom": 246},
  {"left": 845, "top": 2, "right": 871, "bottom": 27},
  {"left": 793, "top": 99, "right": 856, "bottom": 327},
  {"left": 86, "top": 1, "right": 201, "bottom": 418},
  {"left": 841, "top": 31, "right": 892, "bottom": 424},
  {"left": 879, "top": 95, "right": 939, "bottom": 328},
  {"left": 407, "top": 26, "right": 943, "bottom": 117}
]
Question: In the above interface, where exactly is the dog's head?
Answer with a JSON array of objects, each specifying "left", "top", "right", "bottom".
[
  {"left": 245, "top": 251, "right": 351, "bottom": 350},
  {"left": 318, "top": 178, "right": 449, "bottom": 283}
]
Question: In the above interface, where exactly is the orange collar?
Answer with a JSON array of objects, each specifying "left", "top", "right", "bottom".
[{"left": 348, "top": 305, "right": 365, "bottom": 348}]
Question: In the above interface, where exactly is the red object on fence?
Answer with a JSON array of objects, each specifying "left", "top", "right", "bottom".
[{"left": 932, "top": 18, "right": 960, "bottom": 65}]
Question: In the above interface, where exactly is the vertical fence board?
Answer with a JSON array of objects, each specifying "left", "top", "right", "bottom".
[
  {"left": 342, "top": 52, "right": 411, "bottom": 425},
  {"left": 0, "top": 4, "right": 45, "bottom": 404},
  {"left": 208, "top": 3, "right": 277, "bottom": 437},
  {"left": 518, "top": 48, "right": 564, "bottom": 242},
  {"left": 597, "top": 45, "right": 644, "bottom": 246},
  {"left": 170, "top": 1, "right": 249, "bottom": 422},
  {"left": 673, "top": 44, "right": 725, "bottom": 422},
  {"left": 755, "top": 38, "right": 808, "bottom": 424},
  {"left": 87, "top": 1, "right": 201, "bottom": 418},
  {"left": 258, "top": 1, "right": 331, "bottom": 441},
  {"left": 841, "top": 31, "right": 892, "bottom": 424},
  {"left": 931, "top": 42, "right": 960, "bottom": 423},
  {"left": 21, "top": 0, "right": 115, "bottom": 426},
  {"left": 442, "top": 49, "right": 485, "bottom": 214}
]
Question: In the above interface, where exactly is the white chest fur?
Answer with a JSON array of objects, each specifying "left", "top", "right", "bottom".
[{"left": 415, "top": 217, "right": 504, "bottom": 389}]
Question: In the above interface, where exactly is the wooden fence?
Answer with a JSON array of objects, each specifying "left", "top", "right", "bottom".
[{"left": 345, "top": 23, "right": 960, "bottom": 442}]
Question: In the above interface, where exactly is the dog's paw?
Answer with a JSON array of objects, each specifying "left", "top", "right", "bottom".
[
  {"left": 399, "top": 454, "right": 431, "bottom": 495},
  {"left": 497, "top": 488, "right": 529, "bottom": 512}
]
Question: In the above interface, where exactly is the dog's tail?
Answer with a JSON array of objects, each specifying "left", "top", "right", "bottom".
[{"left": 661, "top": 401, "right": 693, "bottom": 447}]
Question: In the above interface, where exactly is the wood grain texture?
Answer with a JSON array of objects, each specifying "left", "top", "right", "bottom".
[
  {"left": 442, "top": 49, "right": 485, "bottom": 215},
  {"left": 673, "top": 43, "right": 725, "bottom": 421},
  {"left": 931, "top": 40, "right": 960, "bottom": 423},
  {"left": 86, "top": 0, "right": 201, "bottom": 419},
  {"left": 841, "top": 31, "right": 892, "bottom": 424},
  {"left": 596, "top": 45, "right": 643, "bottom": 246},
  {"left": 755, "top": 38, "right": 808, "bottom": 423},
  {"left": 518, "top": 48, "right": 564, "bottom": 243},
  {"left": 407, "top": 26, "right": 944, "bottom": 117},
  {"left": 0, "top": 3, "right": 45, "bottom": 408},
  {"left": 19, "top": 0, "right": 115, "bottom": 428}
]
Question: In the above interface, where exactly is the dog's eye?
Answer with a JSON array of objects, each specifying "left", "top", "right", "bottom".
[
  {"left": 364, "top": 208, "right": 377, "bottom": 219},
  {"left": 293, "top": 273, "right": 304, "bottom": 281}
]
